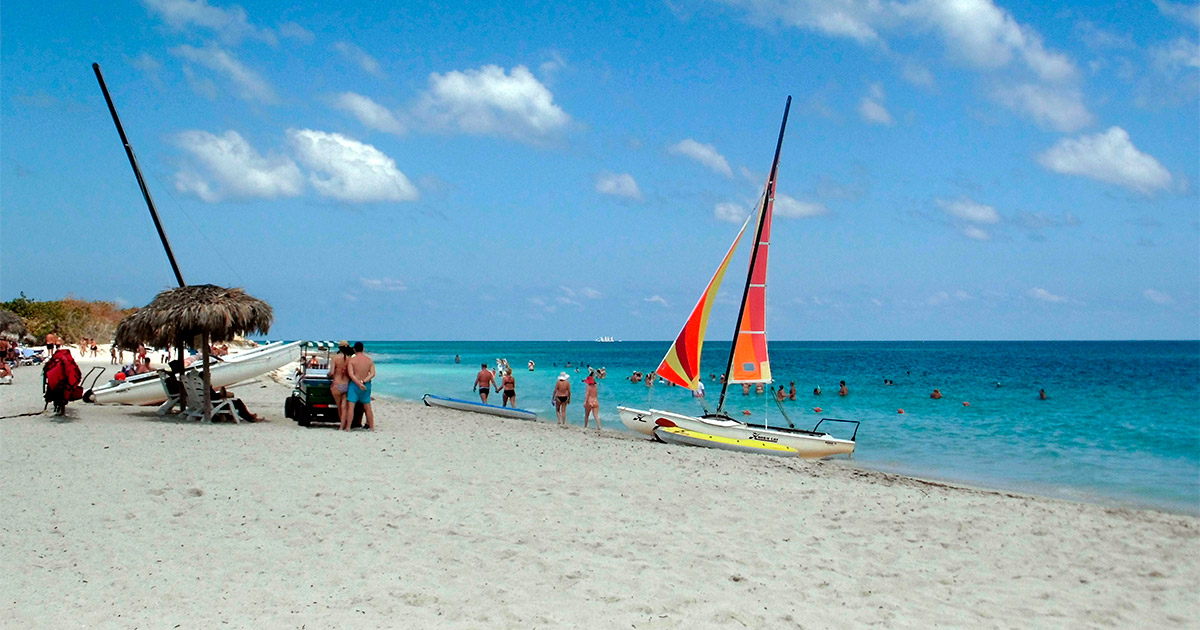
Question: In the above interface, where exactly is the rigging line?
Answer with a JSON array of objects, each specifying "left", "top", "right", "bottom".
[{"left": 135, "top": 149, "right": 246, "bottom": 287}]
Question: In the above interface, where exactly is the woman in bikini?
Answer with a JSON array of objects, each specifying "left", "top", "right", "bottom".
[
  {"left": 331, "top": 342, "right": 352, "bottom": 430},
  {"left": 552, "top": 372, "right": 571, "bottom": 427},
  {"left": 582, "top": 370, "right": 601, "bottom": 429}
]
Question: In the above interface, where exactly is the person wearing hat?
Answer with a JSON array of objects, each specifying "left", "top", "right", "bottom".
[
  {"left": 552, "top": 372, "right": 571, "bottom": 427},
  {"left": 331, "top": 341, "right": 353, "bottom": 429},
  {"left": 583, "top": 369, "right": 601, "bottom": 429}
]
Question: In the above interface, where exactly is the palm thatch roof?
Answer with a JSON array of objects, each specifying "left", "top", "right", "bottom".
[
  {"left": 0, "top": 309, "right": 28, "bottom": 342},
  {"left": 114, "top": 285, "right": 272, "bottom": 350}
]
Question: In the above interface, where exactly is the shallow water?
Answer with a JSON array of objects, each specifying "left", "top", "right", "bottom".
[{"left": 336, "top": 340, "right": 1198, "bottom": 514}]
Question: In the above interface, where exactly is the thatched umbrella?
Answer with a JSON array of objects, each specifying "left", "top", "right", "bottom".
[
  {"left": 0, "top": 309, "right": 28, "bottom": 341},
  {"left": 114, "top": 285, "right": 272, "bottom": 421}
]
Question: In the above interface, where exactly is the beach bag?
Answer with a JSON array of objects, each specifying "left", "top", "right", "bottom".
[{"left": 44, "top": 349, "right": 84, "bottom": 403}]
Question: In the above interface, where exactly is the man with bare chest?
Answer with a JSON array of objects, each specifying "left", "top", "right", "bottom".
[{"left": 346, "top": 342, "right": 376, "bottom": 430}]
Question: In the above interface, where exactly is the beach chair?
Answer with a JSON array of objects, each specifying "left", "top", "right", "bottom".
[
  {"left": 156, "top": 371, "right": 185, "bottom": 416},
  {"left": 181, "top": 371, "right": 238, "bottom": 423}
]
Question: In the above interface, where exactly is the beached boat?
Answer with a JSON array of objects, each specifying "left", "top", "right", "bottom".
[
  {"left": 618, "top": 97, "right": 858, "bottom": 459},
  {"left": 86, "top": 341, "right": 302, "bottom": 405},
  {"left": 653, "top": 425, "right": 799, "bottom": 457},
  {"left": 423, "top": 394, "right": 537, "bottom": 421}
]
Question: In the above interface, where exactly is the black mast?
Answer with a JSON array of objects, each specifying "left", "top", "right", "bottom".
[
  {"left": 93, "top": 62, "right": 186, "bottom": 288},
  {"left": 715, "top": 95, "right": 791, "bottom": 414}
]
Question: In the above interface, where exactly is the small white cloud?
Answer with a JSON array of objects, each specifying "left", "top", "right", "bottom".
[
  {"left": 360, "top": 277, "right": 406, "bottom": 291},
  {"left": 714, "top": 202, "right": 747, "bottom": 223},
  {"left": 1028, "top": 287, "right": 1068, "bottom": 303},
  {"left": 937, "top": 197, "right": 1001, "bottom": 224},
  {"left": 775, "top": 194, "right": 829, "bottom": 218},
  {"left": 277, "top": 22, "right": 314, "bottom": 43},
  {"left": 580, "top": 287, "right": 603, "bottom": 299},
  {"left": 993, "top": 83, "right": 1093, "bottom": 132},
  {"left": 142, "top": 0, "right": 272, "bottom": 44},
  {"left": 595, "top": 172, "right": 643, "bottom": 200},
  {"left": 1143, "top": 289, "right": 1174, "bottom": 305},
  {"left": 1154, "top": 0, "right": 1200, "bottom": 27},
  {"left": 172, "top": 44, "right": 276, "bottom": 103},
  {"left": 858, "top": 83, "right": 893, "bottom": 125},
  {"left": 333, "top": 42, "right": 384, "bottom": 78},
  {"left": 668, "top": 139, "right": 733, "bottom": 177},
  {"left": 644, "top": 295, "right": 669, "bottom": 307},
  {"left": 331, "top": 92, "right": 405, "bottom": 135},
  {"left": 288, "top": 128, "right": 419, "bottom": 203},
  {"left": 961, "top": 225, "right": 991, "bottom": 241},
  {"left": 411, "top": 65, "right": 570, "bottom": 143},
  {"left": 173, "top": 130, "right": 303, "bottom": 202},
  {"left": 1037, "top": 127, "right": 1172, "bottom": 194},
  {"left": 927, "top": 291, "right": 952, "bottom": 306},
  {"left": 902, "top": 60, "right": 935, "bottom": 87}
]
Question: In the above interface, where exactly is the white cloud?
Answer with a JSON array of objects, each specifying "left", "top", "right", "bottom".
[
  {"left": 333, "top": 42, "right": 384, "bottom": 78},
  {"left": 902, "top": 60, "right": 935, "bottom": 87},
  {"left": 277, "top": 22, "right": 314, "bottom": 43},
  {"left": 1037, "top": 127, "right": 1172, "bottom": 194},
  {"left": 1154, "top": 0, "right": 1200, "bottom": 27},
  {"left": 580, "top": 287, "right": 604, "bottom": 299},
  {"left": 331, "top": 92, "right": 405, "bottom": 135},
  {"left": 858, "top": 82, "right": 893, "bottom": 125},
  {"left": 288, "top": 129, "right": 419, "bottom": 203},
  {"left": 595, "top": 172, "right": 643, "bottom": 200},
  {"left": 142, "top": 0, "right": 271, "bottom": 44},
  {"left": 1143, "top": 289, "right": 1174, "bottom": 305},
  {"left": 411, "top": 65, "right": 570, "bottom": 143},
  {"left": 720, "top": 0, "right": 1077, "bottom": 82},
  {"left": 715, "top": 202, "right": 747, "bottom": 223},
  {"left": 172, "top": 45, "right": 276, "bottom": 103},
  {"left": 668, "top": 139, "right": 733, "bottom": 177},
  {"left": 360, "top": 277, "right": 406, "bottom": 291},
  {"left": 644, "top": 295, "right": 669, "bottom": 307},
  {"left": 1028, "top": 287, "right": 1068, "bottom": 303},
  {"left": 960, "top": 225, "right": 992, "bottom": 241},
  {"left": 1152, "top": 37, "right": 1200, "bottom": 72},
  {"left": 993, "top": 83, "right": 1093, "bottom": 132},
  {"left": 929, "top": 289, "right": 975, "bottom": 305},
  {"left": 775, "top": 194, "right": 829, "bottom": 218},
  {"left": 937, "top": 197, "right": 1001, "bottom": 224},
  {"left": 173, "top": 130, "right": 303, "bottom": 202}
]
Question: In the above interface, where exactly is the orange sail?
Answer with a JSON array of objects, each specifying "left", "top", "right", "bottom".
[
  {"left": 728, "top": 190, "right": 773, "bottom": 384},
  {"left": 656, "top": 215, "right": 751, "bottom": 389}
]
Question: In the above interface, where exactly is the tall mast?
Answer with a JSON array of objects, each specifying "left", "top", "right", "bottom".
[
  {"left": 92, "top": 62, "right": 186, "bottom": 288},
  {"left": 716, "top": 95, "right": 790, "bottom": 413}
]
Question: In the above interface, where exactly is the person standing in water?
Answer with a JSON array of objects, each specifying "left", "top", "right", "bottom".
[
  {"left": 838, "top": 380, "right": 848, "bottom": 396},
  {"left": 499, "top": 368, "right": 517, "bottom": 407},
  {"left": 553, "top": 372, "right": 571, "bottom": 427},
  {"left": 583, "top": 370, "right": 601, "bottom": 429},
  {"left": 346, "top": 342, "right": 375, "bottom": 431},
  {"left": 332, "top": 341, "right": 352, "bottom": 429},
  {"left": 474, "top": 363, "right": 496, "bottom": 403}
]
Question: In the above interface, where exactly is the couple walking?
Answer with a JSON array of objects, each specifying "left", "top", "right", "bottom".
[
  {"left": 552, "top": 369, "right": 601, "bottom": 429},
  {"left": 476, "top": 363, "right": 518, "bottom": 407},
  {"left": 329, "top": 341, "right": 375, "bottom": 430}
]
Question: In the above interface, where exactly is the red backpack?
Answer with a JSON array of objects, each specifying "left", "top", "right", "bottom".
[{"left": 44, "top": 349, "right": 84, "bottom": 403}]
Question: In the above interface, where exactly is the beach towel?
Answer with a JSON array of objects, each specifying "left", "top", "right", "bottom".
[{"left": 44, "top": 349, "right": 83, "bottom": 413}]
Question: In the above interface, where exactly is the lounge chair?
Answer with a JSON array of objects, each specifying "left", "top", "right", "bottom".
[
  {"left": 156, "top": 370, "right": 185, "bottom": 416},
  {"left": 181, "top": 371, "right": 238, "bottom": 423}
]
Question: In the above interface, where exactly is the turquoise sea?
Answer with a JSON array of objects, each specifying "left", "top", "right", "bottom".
[{"left": 335, "top": 340, "right": 1198, "bottom": 514}]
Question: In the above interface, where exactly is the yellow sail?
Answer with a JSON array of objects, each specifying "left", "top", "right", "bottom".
[{"left": 656, "top": 216, "right": 751, "bottom": 389}]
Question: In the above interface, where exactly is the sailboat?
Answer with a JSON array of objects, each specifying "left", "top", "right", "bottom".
[{"left": 617, "top": 96, "right": 859, "bottom": 459}]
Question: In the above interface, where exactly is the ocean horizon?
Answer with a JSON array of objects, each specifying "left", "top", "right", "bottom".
[{"left": 275, "top": 339, "right": 1200, "bottom": 515}]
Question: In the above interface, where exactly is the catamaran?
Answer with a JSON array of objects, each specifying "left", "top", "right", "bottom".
[{"left": 618, "top": 96, "right": 859, "bottom": 459}]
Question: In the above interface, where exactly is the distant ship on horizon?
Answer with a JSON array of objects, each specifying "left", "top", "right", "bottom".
[{"left": 595, "top": 336, "right": 617, "bottom": 343}]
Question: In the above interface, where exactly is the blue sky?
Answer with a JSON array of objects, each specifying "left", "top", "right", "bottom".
[{"left": 2, "top": 0, "right": 1197, "bottom": 341}]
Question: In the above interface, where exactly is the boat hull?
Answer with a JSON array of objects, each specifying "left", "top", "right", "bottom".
[
  {"left": 87, "top": 341, "right": 303, "bottom": 405},
  {"left": 618, "top": 405, "right": 854, "bottom": 459},
  {"left": 653, "top": 426, "right": 798, "bottom": 457},
  {"left": 423, "top": 394, "right": 538, "bottom": 421}
]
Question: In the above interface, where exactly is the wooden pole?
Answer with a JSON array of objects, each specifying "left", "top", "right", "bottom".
[{"left": 201, "top": 332, "right": 212, "bottom": 422}]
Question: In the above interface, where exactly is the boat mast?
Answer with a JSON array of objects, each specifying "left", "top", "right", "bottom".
[
  {"left": 92, "top": 62, "right": 186, "bottom": 288},
  {"left": 715, "top": 95, "right": 790, "bottom": 414}
]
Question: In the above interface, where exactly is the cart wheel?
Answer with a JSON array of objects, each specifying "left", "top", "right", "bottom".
[
  {"left": 284, "top": 395, "right": 299, "bottom": 419},
  {"left": 297, "top": 407, "right": 311, "bottom": 427}
]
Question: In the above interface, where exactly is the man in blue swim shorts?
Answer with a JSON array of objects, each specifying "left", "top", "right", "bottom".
[{"left": 346, "top": 342, "right": 376, "bottom": 430}]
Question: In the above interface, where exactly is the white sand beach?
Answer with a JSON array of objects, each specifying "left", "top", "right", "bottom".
[{"left": 2, "top": 350, "right": 1197, "bottom": 629}]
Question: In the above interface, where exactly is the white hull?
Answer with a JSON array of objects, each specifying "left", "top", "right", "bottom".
[
  {"left": 88, "top": 341, "right": 303, "bottom": 405},
  {"left": 423, "top": 394, "right": 537, "bottom": 421},
  {"left": 618, "top": 405, "right": 855, "bottom": 459}
]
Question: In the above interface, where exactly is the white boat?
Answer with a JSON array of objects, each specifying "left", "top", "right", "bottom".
[
  {"left": 595, "top": 336, "right": 616, "bottom": 343},
  {"left": 85, "top": 341, "right": 302, "bottom": 405},
  {"left": 618, "top": 97, "right": 859, "bottom": 459},
  {"left": 653, "top": 425, "right": 799, "bottom": 457},
  {"left": 423, "top": 394, "right": 537, "bottom": 421}
]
